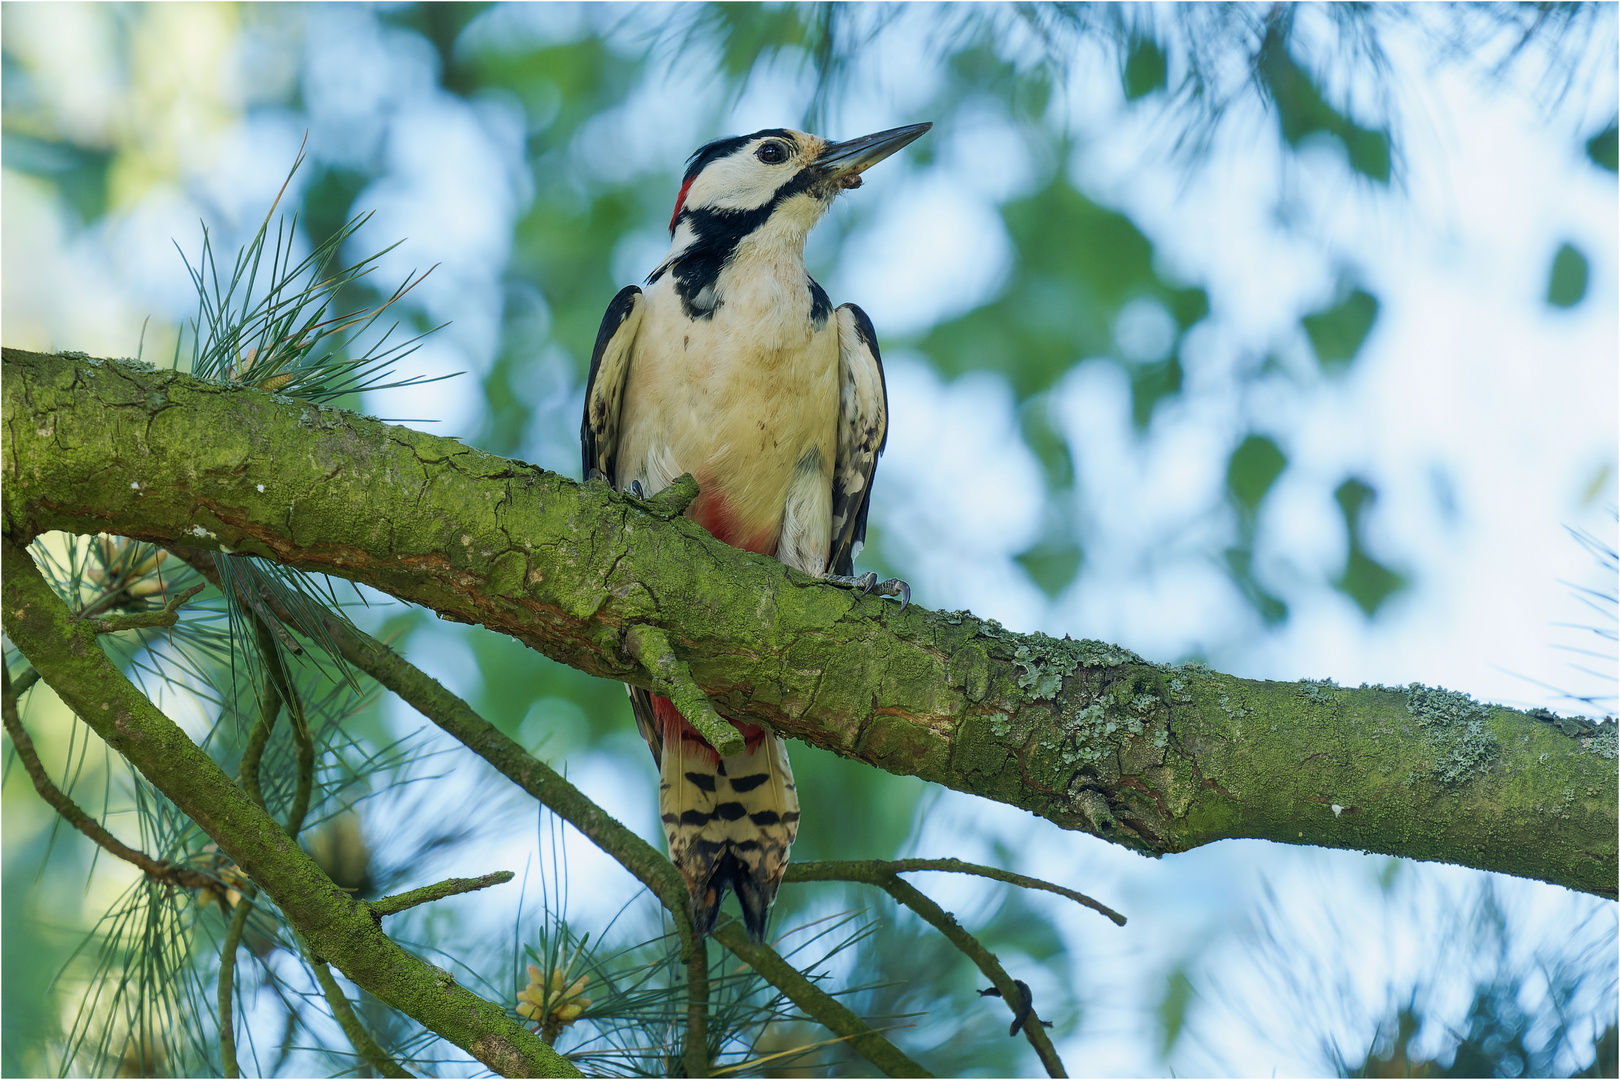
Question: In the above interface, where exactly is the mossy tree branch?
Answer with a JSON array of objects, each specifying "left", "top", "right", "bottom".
[
  {"left": 3, "top": 348, "right": 1615, "bottom": 900},
  {"left": 0, "top": 537, "right": 579, "bottom": 1079}
]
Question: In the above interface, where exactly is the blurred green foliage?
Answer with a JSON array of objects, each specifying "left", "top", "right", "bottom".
[
  {"left": 1225, "top": 434, "right": 1290, "bottom": 624},
  {"left": 0, "top": 130, "right": 112, "bottom": 223},
  {"left": 1123, "top": 37, "right": 1168, "bottom": 102},
  {"left": 1258, "top": 17, "right": 1392, "bottom": 183},
  {"left": 1548, "top": 242, "right": 1591, "bottom": 309},
  {"left": 922, "top": 177, "right": 1209, "bottom": 408},
  {"left": 1304, "top": 286, "right": 1381, "bottom": 372},
  {"left": 1334, "top": 478, "right": 1407, "bottom": 617},
  {"left": 1586, "top": 123, "right": 1618, "bottom": 174}
]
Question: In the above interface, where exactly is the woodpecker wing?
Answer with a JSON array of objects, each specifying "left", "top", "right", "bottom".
[
  {"left": 828, "top": 303, "right": 889, "bottom": 576},
  {"left": 581, "top": 285, "right": 645, "bottom": 487},
  {"left": 582, "top": 285, "right": 660, "bottom": 758}
]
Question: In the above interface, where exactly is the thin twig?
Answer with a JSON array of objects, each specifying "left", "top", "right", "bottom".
[
  {"left": 218, "top": 892, "right": 255, "bottom": 1079},
  {"left": 246, "top": 608, "right": 314, "bottom": 838},
  {"left": 312, "top": 959, "right": 414, "bottom": 1078},
  {"left": 9, "top": 666, "right": 40, "bottom": 698},
  {"left": 1, "top": 657, "right": 214, "bottom": 889},
  {"left": 82, "top": 582, "right": 207, "bottom": 634},
  {"left": 881, "top": 874, "right": 1067, "bottom": 1077},
  {"left": 284, "top": 700, "right": 314, "bottom": 839},
  {"left": 239, "top": 667, "right": 281, "bottom": 811},
  {"left": 369, "top": 871, "right": 515, "bottom": 917},
  {"left": 790, "top": 857, "right": 1127, "bottom": 926},
  {"left": 783, "top": 857, "right": 1069, "bottom": 1075}
]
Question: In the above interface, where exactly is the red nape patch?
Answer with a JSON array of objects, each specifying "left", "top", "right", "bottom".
[
  {"left": 690, "top": 489, "right": 775, "bottom": 555},
  {"left": 669, "top": 176, "right": 696, "bottom": 232},
  {"left": 653, "top": 695, "right": 766, "bottom": 766}
]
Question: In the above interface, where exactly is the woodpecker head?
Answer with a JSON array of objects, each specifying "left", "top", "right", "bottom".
[{"left": 665, "top": 123, "right": 931, "bottom": 245}]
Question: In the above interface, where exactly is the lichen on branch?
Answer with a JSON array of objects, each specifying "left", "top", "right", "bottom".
[{"left": 4, "top": 347, "right": 1615, "bottom": 898}]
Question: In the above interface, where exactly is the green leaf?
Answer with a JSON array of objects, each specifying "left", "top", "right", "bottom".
[
  {"left": 1332, "top": 478, "right": 1406, "bottom": 616},
  {"left": 1302, "top": 287, "right": 1380, "bottom": 371},
  {"left": 1226, "top": 435, "right": 1287, "bottom": 515},
  {"left": 1224, "top": 547, "right": 1288, "bottom": 625},
  {"left": 1157, "top": 966, "right": 1194, "bottom": 1057},
  {"left": 1586, "top": 122, "right": 1619, "bottom": 173},
  {"left": 1130, "top": 353, "right": 1183, "bottom": 430},
  {"left": 1547, "top": 243, "right": 1589, "bottom": 309},
  {"left": 1123, "top": 37, "right": 1167, "bottom": 100},
  {"left": 1016, "top": 541, "right": 1083, "bottom": 599}
]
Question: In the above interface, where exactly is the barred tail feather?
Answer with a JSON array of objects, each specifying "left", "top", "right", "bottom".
[{"left": 644, "top": 694, "right": 798, "bottom": 941}]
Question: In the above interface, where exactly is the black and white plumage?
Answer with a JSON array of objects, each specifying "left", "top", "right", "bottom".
[{"left": 580, "top": 123, "right": 928, "bottom": 940}]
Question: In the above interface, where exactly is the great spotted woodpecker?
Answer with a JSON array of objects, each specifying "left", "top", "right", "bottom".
[{"left": 580, "top": 123, "right": 930, "bottom": 940}]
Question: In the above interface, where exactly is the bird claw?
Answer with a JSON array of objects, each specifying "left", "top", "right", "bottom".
[
  {"left": 824, "top": 572, "right": 910, "bottom": 613},
  {"left": 629, "top": 479, "right": 646, "bottom": 499}
]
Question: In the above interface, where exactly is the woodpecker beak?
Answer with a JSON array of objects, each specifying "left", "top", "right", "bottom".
[{"left": 814, "top": 122, "right": 932, "bottom": 189}]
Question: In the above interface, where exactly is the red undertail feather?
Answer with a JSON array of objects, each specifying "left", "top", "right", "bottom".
[{"left": 688, "top": 488, "right": 777, "bottom": 555}]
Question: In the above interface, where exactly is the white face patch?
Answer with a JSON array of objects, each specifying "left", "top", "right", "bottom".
[{"left": 680, "top": 131, "right": 827, "bottom": 215}]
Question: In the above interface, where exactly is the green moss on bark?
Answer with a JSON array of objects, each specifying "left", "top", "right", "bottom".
[{"left": 5, "top": 348, "right": 1616, "bottom": 898}]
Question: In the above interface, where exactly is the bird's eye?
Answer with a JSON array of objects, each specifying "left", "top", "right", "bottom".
[{"left": 757, "top": 142, "right": 789, "bottom": 165}]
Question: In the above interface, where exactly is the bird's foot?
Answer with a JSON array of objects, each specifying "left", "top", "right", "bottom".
[{"left": 824, "top": 571, "right": 910, "bottom": 612}]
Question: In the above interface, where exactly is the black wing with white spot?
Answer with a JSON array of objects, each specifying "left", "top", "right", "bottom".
[
  {"left": 828, "top": 303, "right": 889, "bottom": 577},
  {"left": 580, "top": 285, "right": 644, "bottom": 487}
]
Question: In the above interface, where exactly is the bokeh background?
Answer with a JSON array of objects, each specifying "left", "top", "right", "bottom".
[{"left": 3, "top": 3, "right": 1616, "bottom": 1076}]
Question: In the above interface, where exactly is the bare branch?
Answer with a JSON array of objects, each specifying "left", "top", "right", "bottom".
[{"left": 789, "top": 857, "right": 1127, "bottom": 926}]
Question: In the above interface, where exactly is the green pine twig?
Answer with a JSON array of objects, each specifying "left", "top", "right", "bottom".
[
  {"left": 369, "top": 871, "right": 515, "bottom": 917},
  {"left": 686, "top": 934, "right": 710, "bottom": 1078},
  {"left": 312, "top": 959, "right": 413, "bottom": 1078}
]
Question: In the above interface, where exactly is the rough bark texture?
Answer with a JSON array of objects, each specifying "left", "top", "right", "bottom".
[{"left": 4, "top": 348, "right": 1616, "bottom": 898}]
